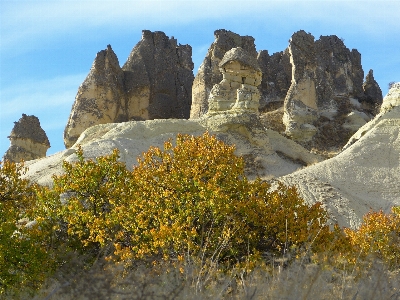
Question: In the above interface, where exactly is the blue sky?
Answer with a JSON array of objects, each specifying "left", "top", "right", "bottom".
[{"left": 1, "top": 0, "right": 399, "bottom": 158}]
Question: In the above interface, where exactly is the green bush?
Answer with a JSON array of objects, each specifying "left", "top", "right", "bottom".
[{"left": 0, "top": 160, "right": 54, "bottom": 296}]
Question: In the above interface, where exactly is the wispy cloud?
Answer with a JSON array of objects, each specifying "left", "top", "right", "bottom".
[
  {"left": 1, "top": 74, "right": 85, "bottom": 116},
  {"left": 3, "top": 0, "right": 399, "bottom": 56}
]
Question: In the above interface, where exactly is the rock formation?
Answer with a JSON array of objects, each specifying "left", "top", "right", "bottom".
[
  {"left": 3, "top": 114, "right": 50, "bottom": 162},
  {"left": 257, "top": 49, "right": 292, "bottom": 111},
  {"left": 64, "top": 31, "right": 194, "bottom": 148},
  {"left": 64, "top": 45, "right": 126, "bottom": 148},
  {"left": 282, "top": 31, "right": 383, "bottom": 153},
  {"left": 380, "top": 82, "right": 400, "bottom": 111},
  {"left": 362, "top": 69, "right": 383, "bottom": 107},
  {"left": 190, "top": 30, "right": 257, "bottom": 119},
  {"left": 24, "top": 48, "right": 322, "bottom": 187},
  {"left": 279, "top": 82, "right": 400, "bottom": 228},
  {"left": 122, "top": 30, "right": 193, "bottom": 121},
  {"left": 207, "top": 47, "right": 262, "bottom": 115}
]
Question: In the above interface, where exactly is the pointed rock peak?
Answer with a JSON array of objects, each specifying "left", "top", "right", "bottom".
[
  {"left": 94, "top": 44, "right": 121, "bottom": 71},
  {"left": 362, "top": 69, "right": 383, "bottom": 105},
  {"left": 366, "top": 69, "right": 375, "bottom": 81}
]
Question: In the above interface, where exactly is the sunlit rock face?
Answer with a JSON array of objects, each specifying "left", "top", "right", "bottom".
[
  {"left": 190, "top": 29, "right": 257, "bottom": 119},
  {"left": 64, "top": 45, "right": 126, "bottom": 149},
  {"left": 3, "top": 114, "right": 50, "bottom": 162},
  {"left": 283, "top": 30, "right": 383, "bottom": 153},
  {"left": 64, "top": 31, "right": 194, "bottom": 148},
  {"left": 207, "top": 47, "right": 262, "bottom": 115},
  {"left": 24, "top": 48, "right": 322, "bottom": 187}
]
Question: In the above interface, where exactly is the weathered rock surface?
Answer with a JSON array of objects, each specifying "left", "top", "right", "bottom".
[
  {"left": 3, "top": 114, "right": 50, "bottom": 162},
  {"left": 362, "top": 69, "right": 383, "bottom": 106},
  {"left": 122, "top": 30, "right": 194, "bottom": 120},
  {"left": 380, "top": 82, "right": 400, "bottom": 111},
  {"left": 25, "top": 116, "right": 322, "bottom": 187},
  {"left": 208, "top": 47, "right": 262, "bottom": 114},
  {"left": 190, "top": 30, "right": 257, "bottom": 119},
  {"left": 282, "top": 31, "right": 383, "bottom": 154},
  {"left": 64, "top": 31, "right": 194, "bottom": 148},
  {"left": 257, "top": 49, "right": 292, "bottom": 111},
  {"left": 279, "top": 83, "right": 400, "bottom": 229},
  {"left": 64, "top": 45, "right": 126, "bottom": 148},
  {"left": 25, "top": 49, "right": 322, "bottom": 186}
]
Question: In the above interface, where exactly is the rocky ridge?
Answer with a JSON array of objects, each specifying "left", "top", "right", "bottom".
[
  {"left": 190, "top": 29, "right": 383, "bottom": 156},
  {"left": 5, "top": 29, "right": 395, "bottom": 232},
  {"left": 3, "top": 114, "right": 50, "bottom": 163},
  {"left": 64, "top": 30, "right": 194, "bottom": 148}
]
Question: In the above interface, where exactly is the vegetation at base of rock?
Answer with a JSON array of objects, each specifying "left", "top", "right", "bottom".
[
  {"left": 0, "top": 161, "right": 55, "bottom": 296},
  {"left": 0, "top": 132, "right": 399, "bottom": 297}
]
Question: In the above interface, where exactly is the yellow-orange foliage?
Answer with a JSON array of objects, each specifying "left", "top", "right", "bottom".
[
  {"left": 110, "top": 132, "right": 330, "bottom": 265},
  {"left": 344, "top": 207, "right": 400, "bottom": 267},
  {"left": 0, "top": 160, "right": 53, "bottom": 295}
]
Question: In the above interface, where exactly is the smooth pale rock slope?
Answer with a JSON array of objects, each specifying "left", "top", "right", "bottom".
[
  {"left": 24, "top": 117, "right": 321, "bottom": 187},
  {"left": 279, "top": 83, "right": 400, "bottom": 229},
  {"left": 24, "top": 47, "right": 322, "bottom": 188}
]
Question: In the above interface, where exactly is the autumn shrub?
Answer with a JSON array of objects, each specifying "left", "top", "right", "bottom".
[
  {"left": 0, "top": 160, "right": 55, "bottom": 296},
  {"left": 344, "top": 207, "right": 400, "bottom": 268},
  {"left": 46, "top": 147, "right": 134, "bottom": 254},
  {"left": 108, "top": 132, "right": 331, "bottom": 267},
  {"left": 45, "top": 133, "right": 331, "bottom": 270}
]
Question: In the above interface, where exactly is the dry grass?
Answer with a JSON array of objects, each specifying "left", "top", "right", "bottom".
[{"left": 31, "top": 253, "right": 400, "bottom": 300}]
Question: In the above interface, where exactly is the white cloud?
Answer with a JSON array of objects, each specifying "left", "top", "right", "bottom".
[
  {"left": 0, "top": 74, "right": 85, "bottom": 116},
  {"left": 2, "top": 0, "right": 399, "bottom": 57}
]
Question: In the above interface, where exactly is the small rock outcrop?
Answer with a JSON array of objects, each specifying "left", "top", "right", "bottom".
[
  {"left": 380, "top": 82, "right": 400, "bottom": 111},
  {"left": 3, "top": 114, "right": 50, "bottom": 162},
  {"left": 64, "top": 31, "right": 194, "bottom": 148},
  {"left": 190, "top": 30, "right": 257, "bottom": 119},
  {"left": 362, "top": 69, "right": 383, "bottom": 106},
  {"left": 282, "top": 30, "right": 383, "bottom": 153}
]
